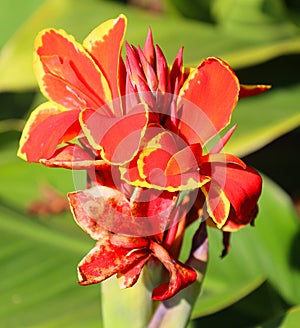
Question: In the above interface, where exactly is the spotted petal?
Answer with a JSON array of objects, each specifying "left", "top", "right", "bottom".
[{"left": 78, "top": 239, "right": 150, "bottom": 286}]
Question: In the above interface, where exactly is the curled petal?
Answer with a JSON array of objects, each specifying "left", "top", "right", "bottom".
[
  {"left": 34, "top": 28, "right": 111, "bottom": 110},
  {"left": 40, "top": 144, "right": 106, "bottom": 169},
  {"left": 178, "top": 57, "right": 240, "bottom": 145},
  {"left": 150, "top": 241, "right": 197, "bottom": 301},
  {"left": 201, "top": 153, "right": 246, "bottom": 169},
  {"left": 17, "top": 102, "right": 80, "bottom": 162},
  {"left": 239, "top": 84, "right": 271, "bottom": 98}
]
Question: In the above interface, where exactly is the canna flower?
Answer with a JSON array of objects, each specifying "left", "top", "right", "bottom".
[{"left": 17, "top": 14, "right": 268, "bottom": 300}]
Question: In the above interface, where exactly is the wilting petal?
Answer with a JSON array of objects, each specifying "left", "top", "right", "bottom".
[
  {"left": 40, "top": 144, "right": 106, "bottom": 169},
  {"left": 150, "top": 241, "right": 197, "bottom": 301},
  {"left": 80, "top": 103, "right": 148, "bottom": 164},
  {"left": 34, "top": 28, "right": 111, "bottom": 110},
  {"left": 118, "top": 255, "right": 151, "bottom": 289},
  {"left": 202, "top": 182, "right": 231, "bottom": 229},
  {"left": 178, "top": 57, "right": 239, "bottom": 144},
  {"left": 68, "top": 186, "right": 134, "bottom": 238},
  {"left": 78, "top": 239, "right": 150, "bottom": 286},
  {"left": 83, "top": 14, "right": 127, "bottom": 101},
  {"left": 17, "top": 102, "right": 80, "bottom": 162},
  {"left": 239, "top": 84, "right": 271, "bottom": 98}
]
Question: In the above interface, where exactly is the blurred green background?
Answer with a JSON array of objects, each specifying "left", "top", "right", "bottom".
[{"left": 0, "top": 0, "right": 300, "bottom": 327}]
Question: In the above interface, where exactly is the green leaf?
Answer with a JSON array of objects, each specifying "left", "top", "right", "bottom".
[
  {"left": 257, "top": 306, "right": 300, "bottom": 328},
  {"left": 181, "top": 175, "right": 300, "bottom": 318},
  {"left": 1, "top": 0, "right": 300, "bottom": 91},
  {"left": 226, "top": 86, "right": 300, "bottom": 157},
  {"left": 0, "top": 140, "right": 102, "bottom": 327},
  {"left": 0, "top": 0, "right": 44, "bottom": 47},
  {"left": 180, "top": 222, "right": 265, "bottom": 318}
]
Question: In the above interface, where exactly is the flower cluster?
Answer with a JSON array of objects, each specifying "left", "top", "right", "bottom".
[{"left": 18, "top": 15, "right": 267, "bottom": 300}]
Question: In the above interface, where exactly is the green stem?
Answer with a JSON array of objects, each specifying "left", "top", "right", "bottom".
[
  {"left": 101, "top": 268, "right": 153, "bottom": 328},
  {"left": 148, "top": 222, "right": 208, "bottom": 328}
]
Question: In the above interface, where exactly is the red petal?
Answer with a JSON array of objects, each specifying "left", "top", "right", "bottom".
[
  {"left": 150, "top": 241, "right": 197, "bottom": 301},
  {"left": 239, "top": 84, "right": 271, "bottom": 98},
  {"left": 35, "top": 29, "right": 111, "bottom": 110},
  {"left": 165, "top": 144, "right": 201, "bottom": 176},
  {"left": 83, "top": 15, "right": 127, "bottom": 100},
  {"left": 40, "top": 144, "right": 106, "bottom": 169},
  {"left": 80, "top": 103, "right": 148, "bottom": 164},
  {"left": 170, "top": 47, "right": 184, "bottom": 95},
  {"left": 222, "top": 205, "right": 259, "bottom": 231},
  {"left": 143, "top": 28, "right": 155, "bottom": 68},
  {"left": 18, "top": 103, "right": 80, "bottom": 162},
  {"left": 178, "top": 57, "right": 239, "bottom": 144},
  {"left": 156, "top": 45, "right": 170, "bottom": 93},
  {"left": 221, "top": 165, "right": 262, "bottom": 221}
]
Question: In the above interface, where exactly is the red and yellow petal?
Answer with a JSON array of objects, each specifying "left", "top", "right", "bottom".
[
  {"left": 17, "top": 102, "right": 80, "bottom": 162},
  {"left": 178, "top": 57, "right": 240, "bottom": 145},
  {"left": 83, "top": 14, "right": 127, "bottom": 102},
  {"left": 80, "top": 103, "right": 148, "bottom": 165},
  {"left": 34, "top": 28, "right": 111, "bottom": 110},
  {"left": 150, "top": 241, "right": 197, "bottom": 301},
  {"left": 202, "top": 182, "right": 231, "bottom": 229},
  {"left": 220, "top": 165, "right": 262, "bottom": 222}
]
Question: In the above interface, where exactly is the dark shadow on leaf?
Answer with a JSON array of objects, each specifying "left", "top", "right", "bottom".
[{"left": 289, "top": 228, "right": 300, "bottom": 271}]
